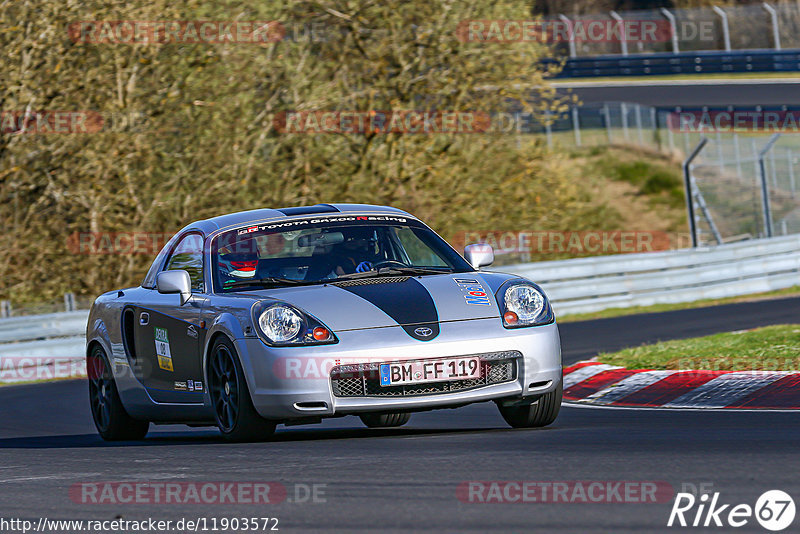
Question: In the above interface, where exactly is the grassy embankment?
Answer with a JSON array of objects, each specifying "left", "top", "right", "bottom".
[{"left": 596, "top": 324, "right": 800, "bottom": 371}]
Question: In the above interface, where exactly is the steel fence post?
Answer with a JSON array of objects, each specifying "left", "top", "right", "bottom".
[
  {"left": 763, "top": 3, "right": 781, "bottom": 50},
  {"left": 572, "top": 107, "right": 582, "bottom": 146},
  {"left": 712, "top": 6, "right": 732, "bottom": 51},
  {"left": 683, "top": 138, "right": 708, "bottom": 248},
  {"left": 733, "top": 133, "right": 743, "bottom": 179},
  {"left": 64, "top": 292, "right": 76, "bottom": 312},
  {"left": 752, "top": 138, "right": 762, "bottom": 235},
  {"left": 635, "top": 104, "right": 644, "bottom": 145},
  {"left": 667, "top": 118, "right": 675, "bottom": 152},
  {"left": 603, "top": 103, "right": 613, "bottom": 143},
  {"left": 610, "top": 11, "right": 628, "bottom": 56},
  {"left": 621, "top": 102, "right": 629, "bottom": 140},
  {"left": 558, "top": 14, "right": 577, "bottom": 58},
  {"left": 758, "top": 134, "right": 781, "bottom": 238},
  {"left": 649, "top": 107, "right": 658, "bottom": 149},
  {"left": 660, "top": 8, "right": 680, "bottom": 53}
]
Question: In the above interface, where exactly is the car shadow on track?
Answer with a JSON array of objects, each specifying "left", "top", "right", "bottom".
[{"left": 0, "top": 425, "right": 537, "bottom": 449}]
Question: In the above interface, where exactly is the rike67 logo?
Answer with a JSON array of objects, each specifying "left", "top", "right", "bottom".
[{"left": 668, "top": 490, "right": 795, "bottom": 531}]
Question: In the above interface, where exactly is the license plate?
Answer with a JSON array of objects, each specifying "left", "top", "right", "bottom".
[{"left": 379, "top": 357, "right": 481, "bottom": 386}]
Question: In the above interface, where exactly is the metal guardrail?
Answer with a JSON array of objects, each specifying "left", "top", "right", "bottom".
[
  {"left": 0, "top": 310, "right": 88, "bottom": 344},
  {"left": 0, "top": 310, "right": 88, "bottom": 383},
  {"left": 1, "top": 235, "right": 799, "bottom": 371},
  {"left": 550, "top": 49, "right": 800, "bottom": 78},
  {"left": 509, "top": 234, "right": 800, "bottom": 314}
]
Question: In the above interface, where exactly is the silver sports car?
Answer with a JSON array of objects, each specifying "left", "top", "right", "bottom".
[{"left": 86, "top": 204, "right": 562, "bottom": 441}]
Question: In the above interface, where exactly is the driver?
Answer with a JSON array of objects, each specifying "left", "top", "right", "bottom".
[{"left": 330, "top": 229, "right": 378, "bottom": 275}]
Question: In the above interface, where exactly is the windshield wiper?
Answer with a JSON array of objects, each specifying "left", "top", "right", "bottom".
[
  {"left": 223, "top": 277, "right": 318, "bottom": 289},
  {"left": 376, "top": 266, "right": 452, "bottom": 276},
  {"left": 334, "top": 266, "right": 452, "bottom": 281}
]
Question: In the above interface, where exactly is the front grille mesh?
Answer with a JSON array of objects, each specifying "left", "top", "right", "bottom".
[{"left": 330, "top": 351, "right": 519, "bottom": 397}]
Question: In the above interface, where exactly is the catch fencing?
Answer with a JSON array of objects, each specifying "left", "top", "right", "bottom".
[
  {"left": 682, "top": 131, "right": 800, "bottom": 246},
  {"left": 537, "top": 103, "right": 800, "bottom": 248},
  {"left": 525, "top": 101, "right": 671, "bottom": 153},
  {"left": 550, "top": 2, "right": 800, "bottom": 57}
]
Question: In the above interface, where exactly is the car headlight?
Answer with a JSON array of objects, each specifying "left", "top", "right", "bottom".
[
  {"left": 496, "top": 281, "right": 554, "bottom": 328},
  {"left": 259, "top": 305, "right": 302, "bottom": 342},
  {"left": 252, "top": 301, "right": 338, "bottom": 346}
]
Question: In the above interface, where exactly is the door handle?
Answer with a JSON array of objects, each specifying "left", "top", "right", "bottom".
[{"left": 139, "top": 312, "right": 150, "bottom": 326}]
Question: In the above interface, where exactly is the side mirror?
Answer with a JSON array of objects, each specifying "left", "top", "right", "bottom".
[
  {"left": 464, "top": 243, "right": 494, "bottom": 270},
  {"left": 156, "top": 270, "right": 192, "bottom": 305}
]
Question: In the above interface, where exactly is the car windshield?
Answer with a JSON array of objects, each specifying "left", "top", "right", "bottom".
[{"left": 212, "top": 215, "right": 473, "bottom": 292}]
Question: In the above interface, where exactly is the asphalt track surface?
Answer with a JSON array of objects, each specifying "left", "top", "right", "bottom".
[
  {"left": 553, "top": 79, "right": 800, "bottom": 107},
  {"left": 2, "top": 296, "right": 799, "bottom": 533}
]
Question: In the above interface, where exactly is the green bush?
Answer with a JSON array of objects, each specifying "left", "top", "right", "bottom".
[{"left": 0, "top": 0, "right": 601, "bottom": 304}]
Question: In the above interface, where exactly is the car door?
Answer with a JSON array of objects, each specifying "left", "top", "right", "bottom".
[{"left": 132, "top": 232, "right": 208, "bottom": 403}]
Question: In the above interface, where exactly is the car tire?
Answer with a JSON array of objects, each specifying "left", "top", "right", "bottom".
[
  {"left": 497, "top": 382, "right": 562, "bottom": 428},
  {"left": 88, "top": 345, "right": 150, "bottom": 441},
  {"left": 208, "top": 337, "right": 276, "bottom": 442},
  {"left": 359, "top": 412, "right": 411, "bottom": 428}
]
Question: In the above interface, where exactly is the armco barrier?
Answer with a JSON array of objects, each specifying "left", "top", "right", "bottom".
[
  {"left": 1, "top": 235, "right": 798, "bottom": 377},
  {"left": 0, "top": 310, "right": 88, "bottom": 383},
  {"left": 549, "top": 49, "right": 800, "bottom": 78},
  {"left": 510, "top": 234, "right": 800, "bottom": 314}
]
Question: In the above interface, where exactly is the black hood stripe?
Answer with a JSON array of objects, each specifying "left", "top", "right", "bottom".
[{"left": 335, "top": 278, "right": 439, "bottom": 341}]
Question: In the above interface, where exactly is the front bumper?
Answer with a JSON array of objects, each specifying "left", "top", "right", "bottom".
[{"left": 233, "top": 318, "right": 561, "bottom": 420}]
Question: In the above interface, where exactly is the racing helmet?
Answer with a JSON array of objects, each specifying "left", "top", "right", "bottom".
[{"left": 218, "top": 240, "right": 259, "bottom": 279}]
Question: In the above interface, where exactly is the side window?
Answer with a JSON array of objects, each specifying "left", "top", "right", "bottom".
[
  {"left": 394, "top": 227, "right": 447, "bottom": 266},
  {"left": 165, "top": 234, "right": 205, "bottom": 291},
  {"left": 142, "top": 233, "right": 181, "bottom": 288}
]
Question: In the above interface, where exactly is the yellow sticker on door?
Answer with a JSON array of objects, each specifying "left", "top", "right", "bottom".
[{"left": 154, "top": 327, "right": 174, "bottom": 371}]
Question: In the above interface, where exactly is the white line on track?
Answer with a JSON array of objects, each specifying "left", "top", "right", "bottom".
[
  {"left": 0, "top": 475, "right": 60, "bottom": 483},
  {"left": 551, "top": 78, "right": 800, "bottom": 88},
  {"left": 561, "top": 402, "right": 800, "bottom": 413},
  {"left": 0, "top": 472, "right": 103, "bottom": 483}
]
